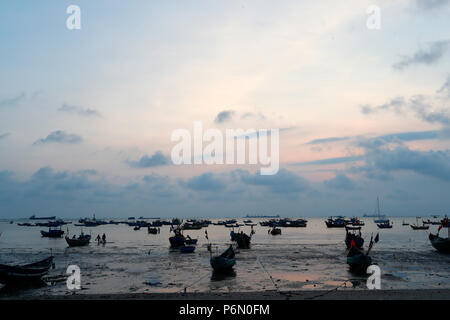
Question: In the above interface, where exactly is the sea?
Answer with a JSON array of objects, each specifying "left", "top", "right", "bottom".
[{"left": 0, "top": 217, "right": 449, "bottom": 297}]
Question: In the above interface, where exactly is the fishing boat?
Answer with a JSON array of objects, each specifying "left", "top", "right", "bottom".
[
  {"left": 185, "top": 237, "right": 198, "bottom": 245},
  {"left": 373, "top": 197, "right": 389, "bottom": 224},
  {"left": 269, "top": 227, "right": 282, "bottom": 235},
  {"left": 30, "top": 215, "right": 56, "bottom": 220},
  {"left": 0, "top": 256, "right": 54, "bottom": 285},
  {"left": 349, "top": 217, "right": 365, "bottom": 226},
  {"left": 345, "top": 231, "right": 364, "bottom": 249},
  {"left": 41, "top": 227, "right": 64, "bottom": 238},
  {"left": 65, "top": 231, "right": 91, "bottom": 247},
  {"left": 429, "top": 234, "right": 450, "bottom": 253},
  {"left": 325, "top": 217, "right": 347, "bottom": 228},
  {"left": 377, "top": 222, "right": 392, "bottom": 229},
  {"left": 230, "top": 230, "right": 239, "bottom": 241},
  {"left": 347, "top": 250, "right": 372, "bottom": 273},
  {"left": 210, "top": 245, "right": 236, "bottom": 272},
  {"left": 346, "top": 233, "right": 378, "bottom": 273},
  {"left": 345, "top": 225, "right": 361, "bottom": 231},
  {"left": 410, "top": 217, "right": 429, "bottom": 230},
  {"left": 133, "top": 226, "right": 141, "bottom": 231},
  {"left": 179, "top": 245, "right": 196, "bottom": 253},
  {"left": 235, "top": 232, "right": 252, "bottom": 249},
  {"left": 148, "top": 227, "right": 158, "bottom": 234},
  {"left": 169, "top": 227, "right": 185, "bottom": 247}
]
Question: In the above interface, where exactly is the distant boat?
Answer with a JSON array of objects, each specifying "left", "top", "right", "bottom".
[
  {"left": 402, "top": 220, "right": 409, "bottom": 226},
  {"left": 210, "top": 245, "right": 236, "bottom": 272},
  {"left": 148, "top": 227, "right": 159, "bottom": 234},
  {"left": 373, "top": 197, "right": 389, "bottom": 224},
  {"left": 0, "top": 256, "right": 54, "bottom": 285},
  {"left": 41, "top": 227, "right": 64, "bottom": 238},
  {"left": 411, "top": 217, "right": 429, "bottom": 230},
  {"left": 377, "top": 222, "right": 393, "bottom": 229},
  {"left": 30, "top": 215, "right": 56, "bottom": 220},
  {"left": 269, "top": 227, "right": 282, "bottom": 235},
  {"left": 65, "top": 231, "right": 91, "bottom": 247},
  {"left": 325, "top": 217, "right": 347, "bottom": 228}
]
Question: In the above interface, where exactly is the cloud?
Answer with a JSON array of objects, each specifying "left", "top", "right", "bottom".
[
  {"left": 0, "top": 92, "right": 26, "bottom": 108},
  {"left": 291, "top": 155, "right": 364, "bottom": 166},
  {"left": 239, "top": 168, "right": 309, "bottom": 193},
  {"left": 214, "top": 110, "right": 235, "bottom": 123},
  {"left": 241, "top": 112, "right": 266, "bottom": 121},
  {"left": 306, "top": 136, "right": 351, "bottom": 145},
  {"left": 415, "top": 0, "right": 450, "bottom": 10},
  {"left": 437, "top": 75, "right": 450, "bottom": 97},
  {"left": 393, "top": 40, "right": 450, "bottom": 70},
  {"left": 126, "top": 151, "right": 171, "bottom": 168},
  {"left": 324, "top": 174, "right": 356, "bottom": 190},
  {"left": 33, "top": 130, "right": 83, "bottom": 145},
  {"left": 0, "top": 133, "right": 10, "bottom": 140},
  {"left": 58, "top": 103, "right": 101, "bottom": 117},
  {"left": 360, "top": 96, "right": 406, "bottom": 115},
  {"left": 184, "top": 172, "right": 226, "bottom": 192}
]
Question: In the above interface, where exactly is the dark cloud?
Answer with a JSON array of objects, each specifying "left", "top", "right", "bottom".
[
  {"left": 324, "top": 174, "right": 356, "bottom": 190},
  {"left": 58, "top": 103, "right": 101, "bottom": 117},
  {"left": 360, "top": 96, "right": 406, "bottom": 115},
  {"left": 239, "top": 168, "right": 309, "bottom": 193},
  {"left": 214, "top": 110, "right": 235, "bottom": 123},
  {"left": 0, "top": 92, "right": 26, "bottom": 108},
  {"left": 0, "top": 133, "right": 10, "bottom": 140},
  {"left": 127, "top": 151, "right": 170, "bottom": 168},
  {"left": 33, "top": 130, "right": 83, "bottom": 145},
  {"left": 393, "top": 40, "right": 450, "bottom": 70},
  {"left": 352, "top": 136, "right": 450, "bottom": 182},
  {"left": 184, "top": 172, "right": 226, "bottom": 192}
]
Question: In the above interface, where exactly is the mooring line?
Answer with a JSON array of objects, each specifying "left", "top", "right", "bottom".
[{"left": 257, "top": 257, "right": 280, "bottom": 293}]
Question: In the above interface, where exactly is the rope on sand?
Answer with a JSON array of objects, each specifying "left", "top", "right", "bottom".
[
  {"left": 304, "top": 280, "right": 352, "bottom": 300},
  {"left": 257, "top": 257, "right": 280, "bottom": 293},
  {"left": 178, "top": 272, "right": 211, "bottom": 294}
]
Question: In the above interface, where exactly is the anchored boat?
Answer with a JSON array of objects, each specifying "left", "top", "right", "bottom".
[
  {"left": 0, "top": 256, "right": 54, "bottom": 285},
  {"left": 210, "top": 245, "right": 236, "bottom": 272}
]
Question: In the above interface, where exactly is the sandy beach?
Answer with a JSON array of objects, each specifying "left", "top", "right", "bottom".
[{"left": 4, "top": 289, "right": 449, "bottom": 300}]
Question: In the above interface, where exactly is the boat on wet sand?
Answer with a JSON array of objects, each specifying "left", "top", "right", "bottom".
[
  {"left": 41, "top": 227, "right": 64, "bottom": 238},
  {"left": 65, "top": 230, "right": 91, "bottom": 247},
  {"left": 411, "top": 217, "right": 429, "bottom": 230},
  {"left": 210, "top": 245, "right": 236, "bottom": 272},
  {"left": 429, "top": 234, "right": 450, "bottom": 253},
  {"left": 0, "top": 256, "right": 54, "bottom": 285}
]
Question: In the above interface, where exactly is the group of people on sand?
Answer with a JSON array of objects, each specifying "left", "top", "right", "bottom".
[{"left": 95, "top": 233, "right": 106, "bottom": 244}]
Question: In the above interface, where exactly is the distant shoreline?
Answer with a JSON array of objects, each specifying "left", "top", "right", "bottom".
[{"left": 4, "top": 289, "right": 450, "bottom": 300}]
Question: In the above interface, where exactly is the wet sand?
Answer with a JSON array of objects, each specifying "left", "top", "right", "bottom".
[{"left": 5, "top": 289, "right": 450, "bottom": 300}]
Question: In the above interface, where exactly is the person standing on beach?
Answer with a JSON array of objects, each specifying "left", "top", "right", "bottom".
[
  {"left": 96, "top": 234, "right": 101, "bottom": 243},
  {"left": 102, "top": 233, "right": 106, "bottom": 243}
]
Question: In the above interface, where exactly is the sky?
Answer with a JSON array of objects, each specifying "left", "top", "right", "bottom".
[{"left": 0, "top": 0, "right": 449, "bottom": 218}]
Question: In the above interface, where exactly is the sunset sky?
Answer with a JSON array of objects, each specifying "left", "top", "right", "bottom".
[{"left": 1, "top": 0, "right": 449, "bottom": 218}]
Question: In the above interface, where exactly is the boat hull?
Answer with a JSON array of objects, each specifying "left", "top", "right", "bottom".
[
  {"left": 210, "top": 256, "right": 236, "bottom": 272},
  {"left": 0, "top": 257, "right": 53, "bottom": 285},
  {"left": 347, "top": 254, "right": 372, "bottom": 273},
  {"left": 429, "top": 234, "right": 450, "bottom": 253},
  {"left": 65, "top": 235, "right": 91, "bottom": 247}
]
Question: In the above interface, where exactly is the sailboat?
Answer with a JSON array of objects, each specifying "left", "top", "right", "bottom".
[
  {"left": 410, "top": 217, "right": 429, "bottom": 230},
  {"left": 373, "top": 197, "right": 389, "bottom": 224}
]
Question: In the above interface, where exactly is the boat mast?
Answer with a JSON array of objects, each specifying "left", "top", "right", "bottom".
[{"left": 377, "top": 197, "right": 381, "bottom": 218}]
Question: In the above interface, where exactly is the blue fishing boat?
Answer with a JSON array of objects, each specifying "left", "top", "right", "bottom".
[
  {"left": 377, "top": 222, "right": 392, "bottom": 229},
  {"left": 347, "top": 252, "right": 372, "bottom": 273},
  {"left": 41, "top": 227, "right": 64, "bottom": 238},
  {"left": 179, "top": 246, "right": 196, "bottom": 253},
  {"left": 169, "top": 227, "right": 185, "bottom": 247},
  {"left": 210, "top": 245, "right": 236, "bottom": 272}
]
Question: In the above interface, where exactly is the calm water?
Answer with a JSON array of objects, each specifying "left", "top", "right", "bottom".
[{"left": 0, "top": 218, "right": 449, "bottom": 297}]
